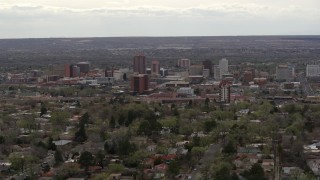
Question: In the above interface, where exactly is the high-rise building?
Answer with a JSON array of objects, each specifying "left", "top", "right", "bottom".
[
  {"left": 214, "top": 65, "right": 220, "bottom": 80},
  {"left": 77, "top": 62, "right": 90, "bottom": 74},
  {"left": 203, "top": 60, "right": 213, "bottom": 75},
  {"left": 219, "top": 80, "right": 231, "bottom": 103},
  {"left": 72, "top": 65, "right": 80, "bottom": 77},
  {"left": 177, "top": 59, "right": 191, "bottom": 69},
  {"left": 219, "top": 58, "right": 229, "bottom": 79},
  {"left": 151, "top": 60, "right": 160, "bottom": 76},
  {"left": 65, "top": 64, "right": 82, "bottom": 77},
  {"left": 131, "top": 74, "right": 149, "bottom": 94},
  {"left": 306, "top": 65, "right": 320, "bottom": 77},
  {"left": 133, "top": 55, "right": 146, "bottom": 74},
  {"left": 276, "top": 64, "right": 295, "bottom": 81},
  {"left": 105, "top": 67, "right": 114, "bottom": 77},
  {"left": 64, "top": 64, "right": 72, "bottom": 77}
]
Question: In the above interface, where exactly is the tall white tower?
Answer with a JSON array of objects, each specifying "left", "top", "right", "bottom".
[{"left": 219, "top": 58, "right": 229, "bottom": 78}]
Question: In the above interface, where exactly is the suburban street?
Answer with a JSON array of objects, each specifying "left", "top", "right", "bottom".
[{"left": 191, "top": 144, "right": 221, "bottom": 180}]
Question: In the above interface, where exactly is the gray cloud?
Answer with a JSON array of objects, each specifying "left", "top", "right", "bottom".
[{"left": 0, "top": 2, "right": 319, "bottom": 38}]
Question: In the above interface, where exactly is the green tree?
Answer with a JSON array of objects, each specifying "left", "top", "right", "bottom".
[
  {"left": 118, "top": 139, "right": 137, "bottom": 156},
  {"left": 168, "top": 160, "right": 180, "bottom": 176},
  {"left": 78, "top": 151, "right": 95, "bottom": 171},
  {"left": 108, "top": 163, "right": 125, "bottom": 173},
  {"left": 80, "top": 112, "right": 90, "bottom": 125},
  {"left": 40, "top": 103, "right": 47, "bottom": 117},
  {"left": 9, "top": 154, "right": 25, "bottom": 172},
  {"left": 50, "top": 111, "right": 69, "bottom": 129},
  {"left": 191, "top": 146, "right": 206, "bottom": 160},
  {"left": 138, "top": 121, "right": 152, "bottom": 136},
  {"left": 222, "top": 141, "right": 237, "bottom": 154},
  {"left": 204, "top": 120, "right": 217, "bottom": 133},
  {"left": 242, "top": 163, "right": 267, "bottom": 180},
  {"left": 54, "top": 163, "right": 80, "bottom": 180},
  {"left": 109, "top": 116, "right": 116, "bottom": 128},
  {"left": 55, "top": 149, "right": 64, "bottom": 164},
  {"left": 212, "top": 162, "right": 232, "bottom": 180},
  {"left": 205, "top": 98, "right": 210, "bottom": 107},
  {"left": 0, "top": 135, "right": 5, "bottom": 144},
  {"left": 118, "top": 113, "right": 126, "bottom": 126},
  {"left": 47, "top": 137, "right": 56, "bottom": 150},
  {"left": 74, "top": 124, "right": 87, "bottom": 142},
  {"left": 96, "top": 150, "right": 105, "bottom": 168},
  {"left": 42, "top": 163, "right": 51, "bottom": 173}
]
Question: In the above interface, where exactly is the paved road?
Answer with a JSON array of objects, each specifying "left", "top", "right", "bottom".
[{"left": 190, "top": 144, "right": 221, "bottom": 180}]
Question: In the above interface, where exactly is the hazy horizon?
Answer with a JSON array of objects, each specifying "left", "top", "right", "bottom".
[
  {"left": 1, "top": 0, "right": 320, "bottom": 38},
  {"left": 1, "top": 35, "right": 320, "bottom": 40}
]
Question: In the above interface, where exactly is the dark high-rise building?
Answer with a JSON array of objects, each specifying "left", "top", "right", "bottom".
[
  {"left": 131, "top": 74, "right": 149, "bottom": 94},
  {"left": 77, "top": 62, "right": 90, "bottom": 74},
  {"left": 203, "top": 60, "right": 213, "bottom": 75},
  {"left": 151, "top": 60, "right": 160, "bottom": 75},
  {"left": 133, "top": 55, "right": 146, "bottom": 74},
  {"left": 160, "top": 68, "right": 168, "bottom": 77}
]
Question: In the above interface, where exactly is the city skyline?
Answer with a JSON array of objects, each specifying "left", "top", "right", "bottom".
[{"left": 0, "top": 0, "right": 319, "bottom": 38}]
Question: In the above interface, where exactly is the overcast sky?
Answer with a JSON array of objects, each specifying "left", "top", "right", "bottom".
[{"left": 0, "top": 0, "right": 319, "bottom": 38}]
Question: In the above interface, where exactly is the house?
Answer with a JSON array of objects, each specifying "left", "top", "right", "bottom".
[
  {"left": 144, "top": 158, "right": 155, "bottom": 167},
  {"left": 238, "top": 147, "right": 261, "bottom": 154},
  {"left": 161, "top": 154, "right": 177, "bottom": 162},
  {"left": 0, "top": 160, "right": 11, "bottom": 172},
  {"left": 282, "top": 166, "right": 302, "bottom": 176},
  {"left": 262, "top": 159, "right": 274, "bottom": 172},
  {"left": 247, "top": 154, "right": 259, "bottom": 164},
  {"left": 168, "top": 148, "right": 178, "bottom": 155},
  {"left": 176, "top": 141, "right": 190, "bottom": 147},
  {"left": 53, "top": 140, "right": 72, "bottom": 146},
  {"left": 237, "top": 109, "right": 250, "bottom": 117},
  {"left": 154, "top": 163, "right": 168, "bottom": 173},
  {"left": 177, "top": 148, "right": 188, "bottom": 155},
  {"left": 233, "top": 159, "right": 244, "bottom": 169},
  {"left": 233, "top": 154, "right": 260, "bottom": 170},
  {"left": 262, "top": 159, "right": 274, "bottom": 166},
  {"left": 146, "top": 145, "right": 157, "bottom": 152},
  {"left": 306, "top": 158, "right": 320, "bottom": 175}
]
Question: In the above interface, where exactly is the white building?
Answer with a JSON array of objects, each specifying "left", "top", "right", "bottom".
[
  {"left": 177, "top": 87, "right": 194, "bottom": 96},
  {"left": 214, "top": 65, "right": 220, "bottom": 80},
  {"left": 219, "top": 58, "right": 229, "bottom": 79},
  {"left": 113, "top": 68, "right": 130, "bottom": 81},
  {"left": 306, "top": 65, "right": 320, "bottom": 77},
  {"left": 219, "top": 81, "right": 231, "bottom": 103}
]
